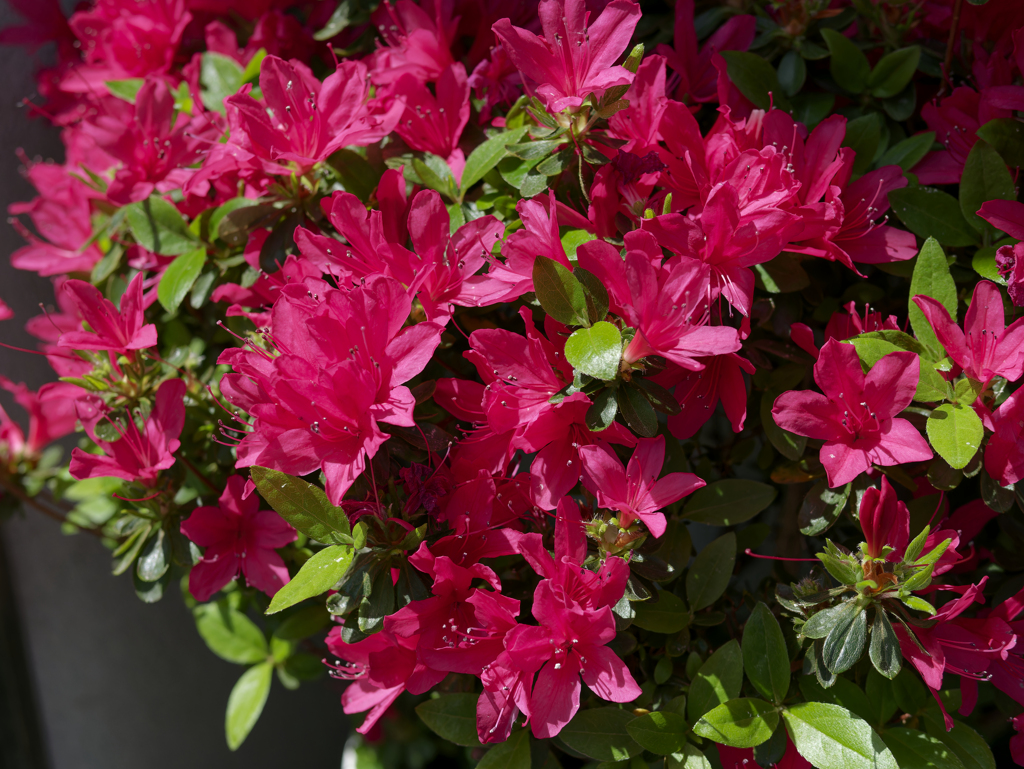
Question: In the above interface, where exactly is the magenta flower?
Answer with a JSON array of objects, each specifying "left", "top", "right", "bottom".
[
  {"left": 985, "top": 387, "right": 1024, "bottom": 486},
  {"left": 580, "top": 436, "right": 704, "bottom": 537},
  {"left": 0, "top": 379, "right": 79, "bottom": 462},
  {"left": 391, "top": 63, "right": 471, "bottom": 183},
  {"left": 656, "top": 352, "right": 756, "bottom": 440},
  {"left": 226, "top": 55, "right": 401, "bottom": 175},
  {"left": 70, "top": 378, "right": 185, "bottom": 485},
  {"left": 180, "top": 475, "right": 297, "bottom": 602},
  {"left": 772, "top": 339, "right": 932, "bottom": 487},
  {"left": 492, "top": 0, "right": 641, "bottom": 113},
  {"left": 367, "top": 0, "right": 458, "bottom": 86},
  {"left": 857, "top": 477, "right": 909, "bottom": 560},
  {"left": 979, "top": 199, "right": 1024, "bottom": 306},
  {"left": 913, "top": 280, "right": 1024, "bottom": 385},
  {"left": 58, "top": 272, "right": 157, "bottom": 356},
  {"left": 505, "top": 580, "right": 641, "bottom": 738}
]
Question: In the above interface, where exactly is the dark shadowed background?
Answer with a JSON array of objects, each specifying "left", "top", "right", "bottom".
[{"left": 0, "top": 3, "right": 349, "bottom": 766}]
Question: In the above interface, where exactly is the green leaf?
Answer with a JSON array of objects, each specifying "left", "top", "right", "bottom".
[
  {"left": 922, "top": 715, "right": 997, "bottom": 769},
  {"left": 865, "top": 668, "right": 899, "bottom": 727},
  {"left": 250, "top": 467, "right": 352, "bottom": 545},
  {"left": 195, "top": 603, "right": 268, "bottom": 664},
  {"left": 868, "top": 46, "right": 921, "bottom": 98},
  {"left": 800, "top": 675, "right": 874, "bottom": 724},
  {"left": 877, "top": 132, "right": 936, "bottom": 172},
  {"left": 848, "top": 335, "right": 948, "bottom": 402},
  {"left": 667, "top": 744, "right": 713, "bottom": 769},
  {"left": 272, "top": 604, "right": 331, "bottom": 641},
  {"left": 959, "top": 139, "right": 1016, "bottom": 232},
  {"left": 842, "top": 114, "right": 881, "bottom": 177},
  {"left": 617, "top": 383, "right": 659, "bottom": 438},
  {"left": 574, "top": 266, "right": 609, "bottom": 323},
  {"left": 889, "top": 188, "right": 979, "bottom": 248},
  {"left": 791, "top": 92, "right": 835, "bottom": 129},
  {"left": 926, "top": 403, "right": 983, "bottom": 469},
  {"left": 777, "top": 50, "right": 807, "bottom": 96},
  {"left": 125, "top": 196, "right": 199, "bottom": 255},
  {"left": 682, "top": 481, "right": 777, "bottom": 526},
  {"left": 822, "top": 601, "right": 867, "bottom": 674},
  {"left": 976, "top": 118, "right": 1024, "bottom": 169},
  {"left": 409, "top": 154, "right": 457, "bottom": 200},
  {"left": 782, "top": 702, "right": 899, "bottom": 769},
  {"left": 326, "top": 149, "right": 382, "bottom": 203},
  {"left": 533, "top": 256, "right": 589, "bottom": 326},
  {"left": 693, "top": 698, "right": 779, "bottom": 749},
  {"left": 908, "top": 237, "right": 958, "bottom": 357},
  {"left": 822, "top": 28, "right": 870, "bottom": 93},
  {"left": 136, "top": 527, "right": 170, "bottom": 581},
  {"left": 883, "top": 728, "right": 967, "bottom": 769},
  {"left": 266, "top": 544, "right": 352, "bottom": 614},
  {"left": 719, "top": 51, "right": 791, "bottom": 112},
  {"left": 802, "top": 601, "right": 857, "bottom": 640},
  {"left": 200, "top": 52, "right": 245, "bottom": 114},
  {"left": 869, "top": 610, "right": 901, "bottom": 679},
  {"left": 686, "top": 533, "right": 737, "bottom": 612},
  {"left": 743, "top": 602, "right": 790, "bottom": 703},
  {"left": 477, "top": 729, "right": 531, "bottom": 769},
  {"left": 585, "top": 388, "right": 618, "bottom": 431},
  {"left": 632, "top": 590, "right": 689, "bottom": 634},
  {"left": 158, "top": 247, "right": 207, "bottom": 313},
  {"left": 225, "top": 662, "right": 272, "bottom": 751},
  {"left": 460, "top": 127, "right": 529, "bottom": 194},
  {"left": 688, "top": 640, "right": 743, "bottom": 721},
  {"left": 971, "top": 246, "right": 1007, "bottom": 285},
  {"left": 559, "top": 708, "right": 643, "bottom": 761},
  {"left": 415, "top": 694, "right": 482, "bottom": 747},
  {"left": 313, "top": 0, "right": 373, "bottom": 40},
  {"left": 564, "top": 322, "right": 622, "bottom": 380},
  {"left": 626, "top": 711, "right": 689, "bottom": 755},
  {"left": 799, "top": 481, "right": 851, "bottom": 537},
  {"left": 105, "top": 78, "right": 144, "bottom": 103}
]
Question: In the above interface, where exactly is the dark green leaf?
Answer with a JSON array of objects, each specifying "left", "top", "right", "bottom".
[
  {"left": 617, "top": 384, "right": 659, "bottom": 438},
  {"left": 869, "top": 610, "right": 902, "bottom": 679},
  {"left": 536, "top": 147, "right": 575, "bottom": 176},
  {"left": 778, "top": 51, "right": 807, "bottom": 96},
  {"left": 272, "top": 605, "right": 330, "bottom": 641},
  {"left": 976, "top": 118, "right": 1024, "bottom": 169},
  {"left": 822, "top": 29, "right": 870, "bottom": 93},
  {"left": 799, "top": 481, "right": 851, "bottom": 536},
  {"left": 195, "top": 603, "right": 268, "bottom": 664},
  {"left": 200, "top": 52, "right": 244, "bottom": 114},
  {"left": 258, "top": 208, "right": 302, "bottom": 273},
  {"left": 326, "top": 149, "right": 382, "bottom": 203},
  {"left": 686, "top": 533, "right": 736, "bottom": 611},
  {"left": 868, "top": 46, "right": 921, "bottom": 98},
  {"left": 865, "top": 668, "right": 899, "bottom": 727},
  {"left": 564, "top": 322, "right": 622, "bottom": 380},
  {"left": 533, "top": 256, "right": 589, "bottom": 326},
  {"left": 585, "top": 388, "right": 618, "bottom": 431},
  {"left": 782, "top": 702, "right": 898, "bottom": 769},
  {"left": 693, "top": 698, "right": 779, "bottom": 748},
  {"left": 313, "top": 0, "right": 375, "bottom": 40},
  {"left": 877, "top": 132, "right": 936, "bottom": 172},
  {"left": 892, "top": 666, "right": 928, "bottom": 715},
  {"left": 477, "top": 728, "right": 531, "bottom": 769},
  {"left": 688, "top": 640, "right": 743, "bottom": 721},
  {"left": 743, "top": 602, "right": 791, "bottom": 703},
  {"left": 802, "top": 601, "right": 857, "bottom": 640},
  {"left": 358, "top": 561, "right": 394, "bottom": 634},
  {"left": 959, "top": 139, "right": 1016, "bottom": 233},
  {"left": 762, "top": 392, "right": 808, "bottom": 461},
  {"left": 225, "top": 662, "right": 272, "bottom": 751},
  {"left": 574, "top": 267, "right": 610, "bottom": 324},
  {"left": 926, "top": 403, "right": 983, "bottom": 470},
  {"left": 632, "top": 590, "right": 689, "bottom": 634},
  {"left": 266, "top": 544, "right": 352, "bottom": 614},
  {"left": 125, "top": 196, "right": 198, "bottom": 255},
  {"left": 634, "top": 377, "right": 681, "bottom": 416},
  {"left": 559, "top": 708, "right": 643, "bottom": 761},
  {"left": 158, "top": 247, "right": 207, "bottom": 313},
  {"left": 415, "top": 693, "right": 482, "bottom": 746},
  {"left": 800, "top": 675, "right": 874, "bottom": 724},
  {"left": 683, "top": 481, "right": 776, "bottom": 526},
  {"left": 250, "top": 467, "right": 352, "bottom": 545},
  {"left": 136, "top": 527, "right": 170, "bottom": 582},
  {"left": 882, "top": 83, "right": 917, "bottom": 121},
  {"left": 922, "top": 715, "right": 996, "bottom": 769},
  {"left": 720, "top": 51, "right": 791, "bottom": 111},
  {"left": 791, "top": 92, "right": 835, "bottom": 129},
  {"left": 626, "top": 711, "right": 689, "bottom": 755},
  {"left": 908, "top": 237, "right": 958, "bottom": 357},
  {"left": 822, "top": 602, "right": 867, "bottom": 674},
  {"left": 842, "top": 114, "right": 881, "bottom": 177},
  {"left": 889, "top": 188, "right": 979, "bottom": 248},
  {"left": 460, "top": 127, "right": 530, "bottom": 193},
  {"left": 882, "top": 728, "right": 967, "bottom": 769}
]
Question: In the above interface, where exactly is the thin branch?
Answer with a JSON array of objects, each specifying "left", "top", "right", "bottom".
[
  {"left": 0, "top": 477, "right": 104, "bottom": 539},
  {"left": 940, "top": 0, "right": 964, "bottom": 96}
]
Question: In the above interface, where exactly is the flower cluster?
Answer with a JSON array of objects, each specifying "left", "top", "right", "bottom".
[{"left": 3, "top": 0, "right": 1024, "bottom": 765}]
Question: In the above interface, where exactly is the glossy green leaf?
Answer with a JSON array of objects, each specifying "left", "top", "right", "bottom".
[
  {"left": 626, "top": 711, "right": 689, "bottom": 755},
  {"left": 632, "top": 590, "right": 689, "bottom": 634},
  {"left": 136, "top": 527, "right": 170, "bottom": 582},
  {"left": 574, "top": 266, "right": 609, "bottom": 323},
  {"left": 460, "top": 126, "right": 529, "bottom": 194},
  {"left": 158, "top": 247, "right": 207, "bottom": 313},
  {"left": 959, "top": 139, "right": 1016, "bottom": 233},
  {"left": 477, "top": 728, "right": 531, "bottom": 769},
  {"left": 617, "top": 383, "right": 659, "bottom": 438},
  {"left": 743, "top": 602, "right": 791, "bottom": 703},
  {"left": 559, "top": 707, "right": 643, "bottom": 761},
  {"left": 778, "top": 50, "right": 807, "bottom": 96},
  {"left": 922, "top": 715, "right": 997, "bottom": 769},
  {"left": 564, "top": 322, "right": 622, "bottom": 380},
  {"left": 682, "top": 481, "right": 776, "bottom": 526},
  {"left": 125, "top": 196, "right": 199, "bottom": 255},
  {"left": 800, "top": 675, "right": 874, "bottom": 724},
  {"left": 908, "top": 238, "right": 958, "bottom": 357},
  {"left": 266, "top": 544, "right": 352, "bottom": 614},
  {"left": 415, "top": 693, "right": 483, "bottom": 747},
  {"left": 869, "top": 609, "right": 901, "bottom": 679},
  {"left": 686, "top": 533, "right": 737, "bottom": 612},
  {"left": 799, "top": 481, "right": 851, "bottom": 537},
  {"left": 533, "top": 256, "right": 589, "bottom": 326},
  {"left": 225, "top": 662, "right": 272, "bottom": 751},
  {"left": 782, "top": 702, "right": 899, "bottom": 769},
  {"left": 719, "top": 51, "right": 790, "bottom": 111},
  {"left": 326, "top": 149, "right": 382, "bottom": 203},
  {"left": 926, "top": 403, "right": 983, "bottom": 469},
  {"left": 883, "top": 728, "right": 967, "bottom": 769},
  {"left": 688, "top": 640, "right": 743, "bottom": 721},
  {"left": 250, "top": 467, "right": 352, "bottom": 545},
  {"left": 822, "top": 601, "right": 867, "bottom": 674},
  {"left": 693, "top": 698, "right": 779, "bottom": 748},
  {"left": 585, "top": 388, "right": 618, "bottom": 431},
  {"left": 976, "top": 118, "right": 1024, "bottom": 169},
  {"left": 865, "top": 668, "right": 899, "bottom": 727},
  {"left": 194, "top": 603, "right": 269, "bottom": 664},
  {"left": 890, "top": 188, "right": 979, "bottom": 248},
  {"left": 822, "top": 29, "right": 870, "bottom": 93},
  {"left": 843, "top": 114, "right": 881, "bottom": 176},
  {"left": 667, "top": 744, "right": 713, "bottom": 769},
  {"left": 876, "top": 132, "right": 936, "bottom": 172},
  {"left": 802, "top": 600, "right": 858, "bottom": 640},
  {"left": 200, "top": 52, "right": 244, "bottom": 114},
  {"left": 868, "top": 46, "right": 921, "bottom": 98}
]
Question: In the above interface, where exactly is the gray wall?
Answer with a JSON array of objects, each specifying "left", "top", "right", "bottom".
[{"left": 0, "top": 3, "right": 348, "bottom": 766}]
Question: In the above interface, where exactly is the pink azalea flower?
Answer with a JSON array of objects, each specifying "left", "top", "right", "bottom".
[
  {"left": 979, "top": 199, "right": 1024, "bottom": 306},
  {"left": 58, "top": 272, "right": 157, "bottom": 357},
  {"left": 180, "top": 475, "right": 297, "bottom": 602},
  {"left": 505, "top": 580, "right": 641, "bottom": 738},
  {"left": 0, "top": 379, "right": 79, "bottom": 462},
  {"left": 857, "top": 477, "right": 910, "bottom": 560},
  {"left": 69, "top": 378, "right": 185, "bottom": 485},
  {"left": 219, "top": 276, "right": 443, "bottom": 505},
  {"left": 985, "top": 386, "right": 1024, "bottom": 486},
  {"left": 492, "top": 0, "right": 641, "bottom": 113},
  {"left": 391, "top": 63, "right": 471, "bottom": 184},
  {"left": 718, "top": 736, "right": 811, "bottom": 769},
  {"left": 326, "top": 626, "right": 446, "bottom": 736},
  {"left": 913, "top": 280, "right": 1024, "bottom": 384},
  {"left": 772, "top": 338, "right": 932, "bottom": 487},
  {"left": 655, "top": 352, "right": 756, "bottom": 439},
  {"left": 367, "top": 0, "right": 458, "bottom": 86},
  {"left": 225, "top": 55, "right": 402, "bottom": 176},
  {"left": 579, "top": 436, "right": 704, "bottom": 537},
  {"left": 577, "top": 230, "right": 742, "bottom": 365}
]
